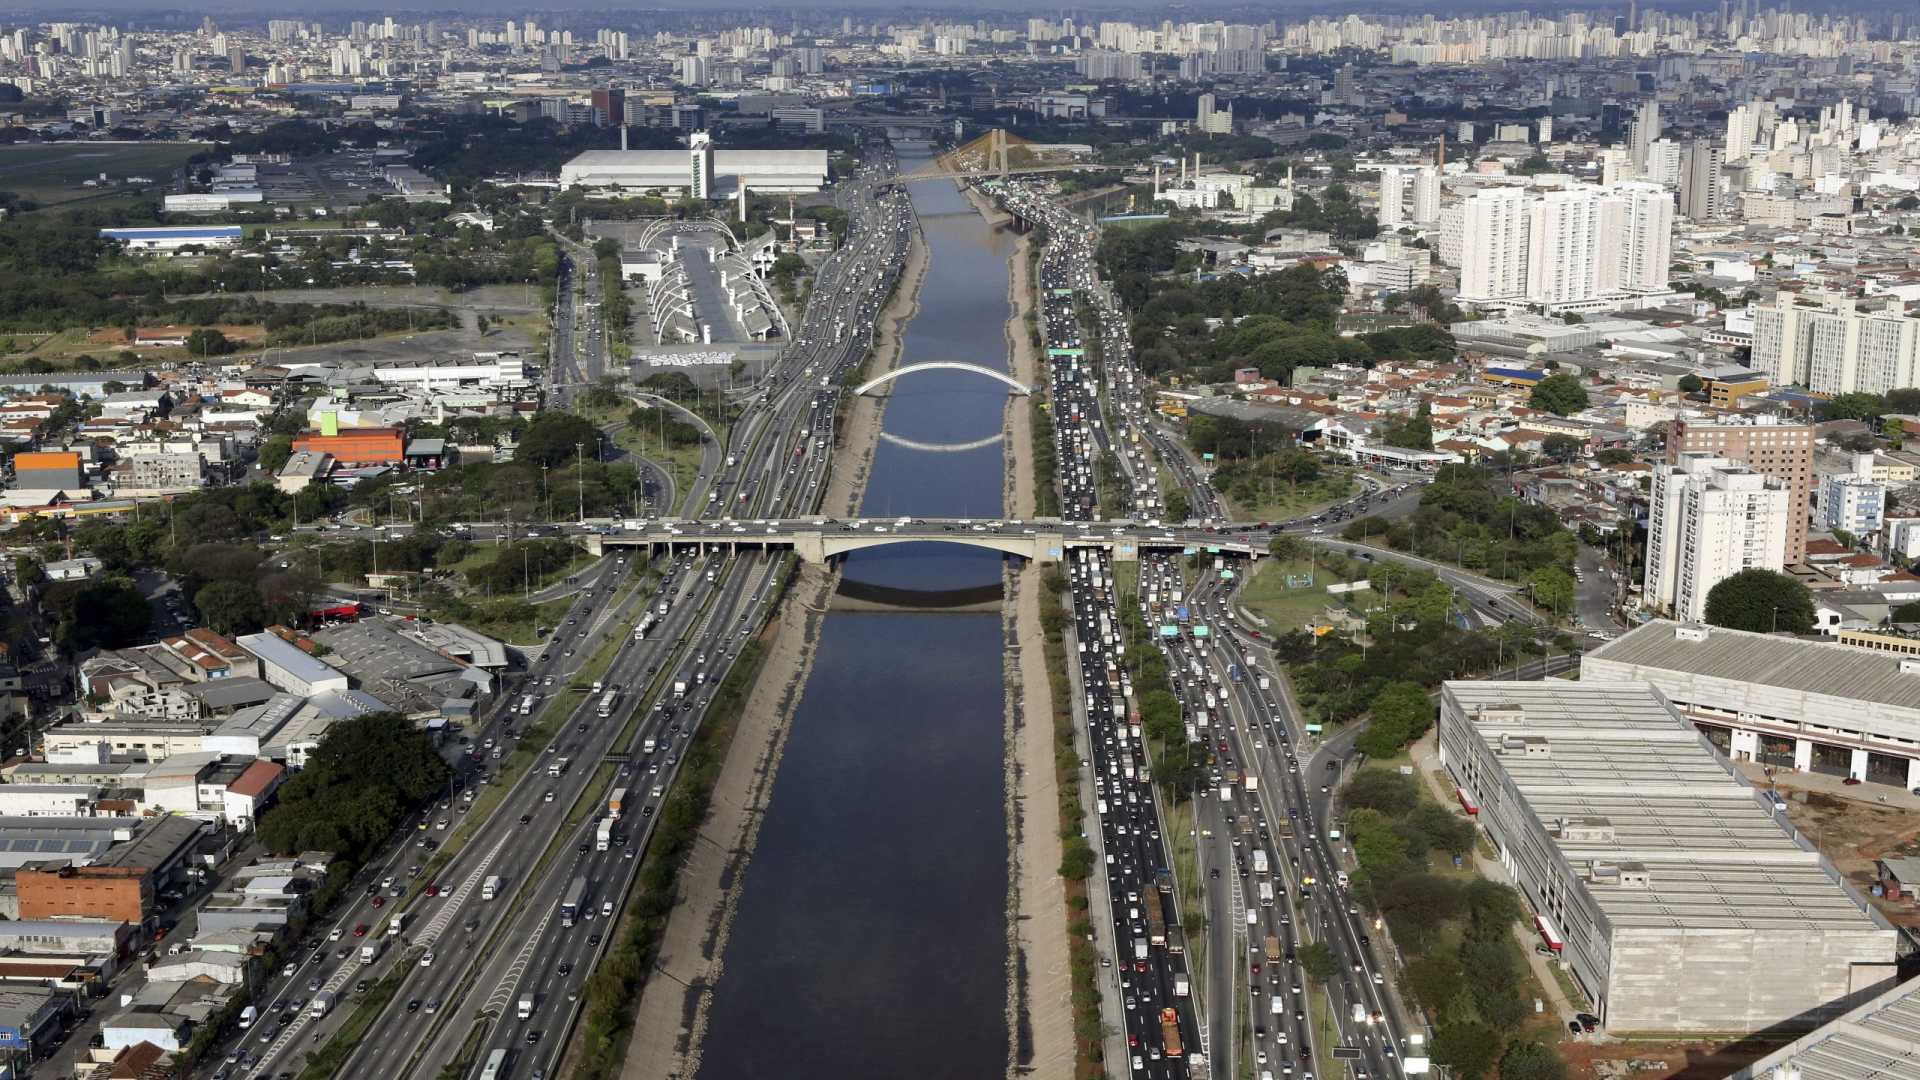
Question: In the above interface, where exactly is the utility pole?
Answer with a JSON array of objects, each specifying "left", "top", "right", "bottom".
[{"left": 577, "top": 442, "right": 586, "bottom": 523}]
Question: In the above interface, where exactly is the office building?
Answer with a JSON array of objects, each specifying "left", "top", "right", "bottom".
[
  {"left": 1751, "top": 291, "right": 1920, "bottom": 397},
  {"left": 1644, "top": 453, "right": 1790, "bottom": 623},
  {"left": 1439, "top": 679, "right": 1896, "bottom": 1034},
  {"left": 1585, "top": 620, "right": 1920, "bottom": 790},
  {"left": 1667, "top": 416, "right": 1814, "bottom": 563},
  {"left": 560, "top": 144, "right": 829, "bottom": 196}
]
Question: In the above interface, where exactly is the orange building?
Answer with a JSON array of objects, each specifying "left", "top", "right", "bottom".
[
  {"left": 292, "top": 428, "right": 405, "bottom": 466},
  {"left": 11, "top": 450, "right": 84, "bottom": 491},
  {"left": 17, "top": 865, "right": 152, "bottom": 924}
]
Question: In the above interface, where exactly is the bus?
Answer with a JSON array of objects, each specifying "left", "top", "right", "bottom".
[
  {"left": 517, "top": 694, "right": 537, "bottom": 717},
  {"left": 560, "top": 874, "right": 588, "bottom": 927},
  {"left": 596, "top": 691, "right": 619, "bottom": 719},
  {"left": 477, "top": 1048, "right": 507, "bottom": 1080}
]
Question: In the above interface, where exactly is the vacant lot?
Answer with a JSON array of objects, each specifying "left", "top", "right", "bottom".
[
  {"left": 1237, "top": 556, "right": 1371, "bottom": 634},
  {"left": 0, "top": 142, "right": 205, "bottom": 207}
]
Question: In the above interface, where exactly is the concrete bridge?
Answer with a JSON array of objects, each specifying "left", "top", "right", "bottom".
[{"left": 584, "top": 517, "right": 1271, "bottom": 567}]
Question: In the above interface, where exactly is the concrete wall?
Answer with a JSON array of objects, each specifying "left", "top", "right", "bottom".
[{"left": 1608, "top": 925, "right": 1895, "bottom": 1033}]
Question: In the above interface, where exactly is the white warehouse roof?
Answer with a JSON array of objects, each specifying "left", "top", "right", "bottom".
[{"left": 560, "top": 149, "right": 829, "bottom": 194}]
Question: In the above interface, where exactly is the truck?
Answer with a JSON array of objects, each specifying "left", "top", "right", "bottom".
[
  {"left": 1173, "top": 973, "right": 1190, "bottom": 998},
  {"left": 482, "top": 875, "right": 502, "bottom": 901},
  {"left": 548, "top": 757, "right": 570, "bottom": 778},
  {"left": 1236, "top": 814, "right": 1254, "bottom": 838},
  {"left": 1252, "top": 849, "right": 1270, "bottom": 876},
  {"left": 595, "top": 817, "right": 615, "bottom": 852},
  {"left": 518, "top": 694, "right": 537, "bottom": 717},
  {"left": 597, "top": 690, "right": 619, "bottom": 718},
  {"left": 310, "top": 991, "right": 336, "bottom": 1019},
  {"left": 518, "top": 995, "right": 534, "bottom": 1021},
  {"left": 359, "top": 939, "right": 383, "bottom": 965},
  {"left": 1257, "top": 880, "right": 1275, "bottom": 907},
  {"left": 633, "top": 613, "right": 656, "bottom": 640},
  {"left": 1244, "top": 773, "right": 1259, "bottom": 794},
  {"left": 1351, "top": 1002, "right": 1368, "bottom": 1025},
  {"left": 387, "top": 912, "right": 407, "bottom": 938},
  {"left": 1133, "top": 936, "right": 1149, "bottom": 961},
  {"left": 560, "top": 875, "right": 588, "bottom": 927},
  {"left": 673, "top": 680, "right": 689, "bottom": 697},
  {"left": 1159, "top": 1007, "right": 1184, "bottom": 1058},
  {"left": 608, "top": 788, "right": 628, "bottom": 818},
  {"left": 642, "top": 737, "right": 657, "bottom": 753},
  {"left": 1144, "top": 888, "right": 1167, "bottom": 947},
  {"left": 1265, "top": 935, "right": 1282, "bottom": 963}
]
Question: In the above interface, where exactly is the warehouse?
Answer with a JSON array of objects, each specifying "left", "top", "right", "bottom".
[
  {"left": 1582, "top": 620, "right": 1920, "bottom": 790},
  {"left": 97, "top": 225, "right": 242, "bottom": 254},
  {"left": 559, "top": 144, "right": 829, "bottom": 196},
  {"left": 1438, "top": 680, "right": 1896, "bottom": 1035},
  {"left": 1730, "top": 973, "right": 1920, "bottom": 1079}
]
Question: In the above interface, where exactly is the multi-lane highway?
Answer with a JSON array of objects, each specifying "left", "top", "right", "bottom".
[{"left": 216, "top": 140, "right": 920, "bottom": 1080}]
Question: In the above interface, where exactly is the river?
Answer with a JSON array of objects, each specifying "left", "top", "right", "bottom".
[{"left": 694, "top": 150, "right": 1016, "bottom": 1079}]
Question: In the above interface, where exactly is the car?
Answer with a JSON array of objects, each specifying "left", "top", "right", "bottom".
[
  {"left": 352, "top": 924, "right": 368, "bottom": 937},
  {"left": 424, "top": 998, "right": 441, "bottom": 1014},
  {"left": 1569, "top": 1020, "right": 1583, "bottom": 1035},
  {"left": 407, "top": 999, "right": 422, "bottom": 1013},
  {"left": 421, "top": 952, "right": 436, "bottom": 967},
  {"left": 1843, "top": 776, "right": 1863, "bottom": 785},
  {"left": 588, "top": 933, "right": 602, "bottom": 946},
  {"left": 520, "top": 814, "right": 533, "bottom": 825},
  {"left": 544, "top": 791, "right": 556, "bottom": 802},
  {"left": 328, "top": 928, "right": 343, "bottom": 942},
  {"left": 526, "top": 1030, "right": 544, "bottom": 1046}
]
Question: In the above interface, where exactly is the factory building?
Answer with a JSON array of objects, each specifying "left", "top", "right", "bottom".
[
  {"left": 559, "top": 139, "right": 829, "bottom": 197},
  {"left": 1583, "top": 620, "right": 1920, "bottom": 790},
  {"left": 1438, "top": 679, "right": 1896, "bottom": 1035}
]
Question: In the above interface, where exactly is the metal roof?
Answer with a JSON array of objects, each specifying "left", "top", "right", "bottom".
[
  {"left": 1445, "top": 681, "right": 1887, "bottom": 933},
  {"left": 1733, "top": 976, "right": 1920, "bottom": 1080},
  {"left": 1585, "top": 619, "right": 1920, "bottom": 712}
]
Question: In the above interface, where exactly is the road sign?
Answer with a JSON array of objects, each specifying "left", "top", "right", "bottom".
[
  {"left": 1219, "top": 570, "right": 1235, "bottom": 580},
  {"left": 1305, "top": 723, "right": 1324, "bottom": 733},
  {"left": 1183, "top": 546, "right": 1197, "bottom": 555},
  {"left": 1159, "top": 626, "right": 1179, "bottom": 637},
  {"left": 1202, "top": 452, "right": 1215, "bottom": 461},
  {"left": 1333, "top": 1046, "right": 1362, "bottom": 1060},
  {"left": 1193, "top": 625, "right": 1210, "bottom": 638}
]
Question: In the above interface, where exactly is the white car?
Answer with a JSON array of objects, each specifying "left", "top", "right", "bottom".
[{"left": 420, "top": 952, "right": 435, "bottom": 968}]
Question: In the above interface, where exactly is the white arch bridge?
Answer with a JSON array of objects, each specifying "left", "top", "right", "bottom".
[{"left": 854, "top": 362, "right": 1033, "bottom": 397}]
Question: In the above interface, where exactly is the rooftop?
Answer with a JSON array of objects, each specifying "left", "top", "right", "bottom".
[
  {"left": 1585, "top": 620, "right": 1920, "bottom": 713},
  {"left": 1445, "top": 681, "right": 1886, "bottom": 934},
  {"left": 1733, "top": 975, "right": 1920, "bottom": 1080}
]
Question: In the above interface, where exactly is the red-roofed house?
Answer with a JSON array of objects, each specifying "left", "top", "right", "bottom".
[{"left": 225, "top": 760, "right": 285, "bottom": 830}]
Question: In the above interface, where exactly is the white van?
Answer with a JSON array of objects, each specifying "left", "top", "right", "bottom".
[
  {"left": 601, "top": 900, "right": 614, "bottom": 917},
  {"left": 1270, "top": 996, "right": 1284, "bottom": 1015},
  {"left": 238, "top": 1005, "right": 257, "bottom": 1029}
]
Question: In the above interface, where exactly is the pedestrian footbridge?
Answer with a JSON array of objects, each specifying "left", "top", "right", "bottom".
[{"left": 853, "top": 362, "right": 1033, "bottom": 397}]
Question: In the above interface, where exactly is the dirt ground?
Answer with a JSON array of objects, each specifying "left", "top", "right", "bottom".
[
  {"left": 1559, "top": 1037, "right": 1785, "bottom": 1080},
  {"left": 1774, "top": 783, "right": 1920, "bottom": 929}
]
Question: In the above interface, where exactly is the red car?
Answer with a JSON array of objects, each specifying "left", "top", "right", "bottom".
[
  {"left": 1842, "top": 776, "right": 1863, "bottom": 786},
  {"left": 1251, "top": 963, "right": 1262, "bottom": 975},
  {"left": 426, "top": 883, "right": 441, "bottom": 897},
  {"left": 352, "top": 924, "right": 369, "bottom": 938},
  {"left": 370, "top": 896, "right": 385, "bottom": 908}
]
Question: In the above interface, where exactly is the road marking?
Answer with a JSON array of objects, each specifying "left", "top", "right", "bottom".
[
  {"left": 416, "top": 831, "right": 513, "bottom": 949},
  {"left": 484, "top": 908, "right": 556, "bottom": 1017}
]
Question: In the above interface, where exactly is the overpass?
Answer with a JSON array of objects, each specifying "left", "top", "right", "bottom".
[{"left": 583, "top": 517, "right": 1271, "bottom": 566}]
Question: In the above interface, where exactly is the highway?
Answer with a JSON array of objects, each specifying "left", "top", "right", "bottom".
[{"left": 216, "top": 140, "right": 919, "bottom": 1080}]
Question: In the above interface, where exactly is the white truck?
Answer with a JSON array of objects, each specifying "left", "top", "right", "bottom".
[
  {"left": 595, "top": 817, "right": 615, "bottom": 852},
  {"left": 1258, "top": 880, "right": 1275, "bottom": 907},
  {"left": 642, "top": 737, "right": 657, "bottom": 754},
  {"left": 310, "top": 991, "right": 336, "bottom": 1019},
  {"left": 483, "top": 875, "right": 503, "bottom": 901},
  {"left": 1351, "top": 1002, "right": 1368, "bottom": 1025},
  {"left": 387, "top": 913, "right": 407, "bottom": 938},
  {"left": 1173, "top": 974, "right": 1190, "bottom": 998},
  {"left": 360, "top": 939, "right": 383, "bottom": 965},
  {"left": 673, "top": 680, "right": 688, "bottom": 697},
  {"left": 1252, "top": 849, "right": 1269, "bottom": 876}
]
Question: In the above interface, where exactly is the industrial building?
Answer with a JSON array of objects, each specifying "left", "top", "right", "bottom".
[
  {"left": 1582, "top": 620, "right": 1920, "bottom": 790},
  {"left": 1438, "top": 679, "right": 1896, "bottom": 1034},
  {"left": 1730, "top": 974, "right": 1920, "bottom": 1080},
  {"left": 559, "top": 141, "right": 829, "bottom": 196},
  {"left": 97, "top": 225, "right": 243, "bottom": 254}
]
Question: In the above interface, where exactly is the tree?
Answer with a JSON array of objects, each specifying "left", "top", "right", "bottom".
[
  {"left": 1540, "top": 434, "right": 1583, "bottom": 463},
  {"left": 1703, "top": 568, "right": 1815, "bottom": 634},
  {"left": 513, "top": 412, "right": 600, "bottom": 469},
  {"left": 185, "top": 327, "right": 235, "bottom": 356},
  {"left": 257, "top": 435, "right": 294, "bottom": 472},
  {"left": 1268, "top": 533, "right": 1307, "bottom": 562},
  {"left": 195, "top": 579, "right": 262, "bottom": 635},
  {"left": 1499, "top": 1040, "right": 1570, "bottom": 1080},
  {"left": 1821, "top": 392, "right": 1885, "bottom": 423},
  {"left": 1298, "top": 941, "right": 1339, "bottom": 984},
  {"left": 1894, "top": 600, "right": 1920, "bottom": 623},
  {"left": 1677, "top": 374, "right": 1704, "bottom": 394},
  {"left": 1527, "top": 565, "right": 1576, "bottom": 617},
  {"left": 1432, "top": 1019, "right": 1502, "bottom": 1080},
  {"left": 1166, "top": 488, "right": 1191, "bottom": 522},
  {"left": 11, "top": 555, "right": 44, "bottom": 589},
  {"left": 255, "top": 713, "right": 451, "bottom": 859},
  {"left": 1354, "top": 682, "right": 1432, "bottom": 758},
  {"left": 1528, "top": 373, "right": 1589, "bottom": 416},
  {"left": 1343, "top": 768, "right": 1419, "bottom": 816}
]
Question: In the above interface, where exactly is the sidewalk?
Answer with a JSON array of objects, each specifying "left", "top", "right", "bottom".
[{"left": 1409, "top": 732, "right": 1580, "bottom": 1024}]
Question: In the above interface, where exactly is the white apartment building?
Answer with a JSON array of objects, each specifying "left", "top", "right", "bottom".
[
  {"left": 1820, "top": 454, "right": 1887, "bottom": 538},
  {"left": 1644, "top": 453, "right": 1791, "bottom": 623},
  {"left": 1455, "top": 182, "right": 1671, "bottom": 310},
  {"left": 1410, "top": 165, "right": 1441, "bottom": 223},
  {"left": 1377, "top": 166, "right": 1407, "bottom": 227},
  {"left": 1751, "top": 291, "right": 1920, "bottom": 396}
]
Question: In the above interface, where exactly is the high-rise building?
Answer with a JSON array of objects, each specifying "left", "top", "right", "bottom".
[
  {"left": 1410, "top": 165, "right": 1441, "bottom": 223},
  {"left": 1644, "top": 453, "right": 1791, "bottom": 623},
  {"left": 1645, "top": 138, "right": 1684, "bottom": 186},
  {"left": 1610, "top": 181, "right": 1673, "bottom": 294},
  {"left": 1527, "top": 188, "right": 1612, "bottom": 305},
  {"left": 1667, "top": 416, "right": 1814, "bottom": 564},
  {"left": 1679, "top": 139, "right": 1724, "bottom": 220},
  {"left": 1751, "top": 291, "right": 1920, "bottom": 398},
  {"left": 1629, "top": 98, "right": 1661, "bottom": 168},
  {"left": 1456, "top": 187, "right": 1532, "bottom": 304},
  {"left": 1377, "top": 166, "right": 1407, "bottom": 227}
]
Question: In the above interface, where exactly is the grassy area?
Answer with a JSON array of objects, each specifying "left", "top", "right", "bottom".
[
  {"left": 0, "top": 141, "right": 205, "bottom": 206},
  {"left": 1308, "top": 987, "right": 1342, "bottom": 1079},
  {"left": 433, "top": 595, "right": 572, "bottom": 646},
  {"left": 1237, "top": 558, "right": 1372, "bottom": 636},
  {"left": 593, "top": 403, "right": 708, "bottom": 514},
  {"left": 1218, "top": 468, "right": 1357, "bottom": 523},
  {"left": 1164, "top": 799, "right": 1206, "bottom": 985}
]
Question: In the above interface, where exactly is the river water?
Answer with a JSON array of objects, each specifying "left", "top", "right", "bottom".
[{"left": 695, "top": 150, "right": 1016, "bottom": 1079}]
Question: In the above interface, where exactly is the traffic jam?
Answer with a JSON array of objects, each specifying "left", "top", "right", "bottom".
[{"left": 1006, "top": 173, "right": 1412, "bottom": 1080}]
